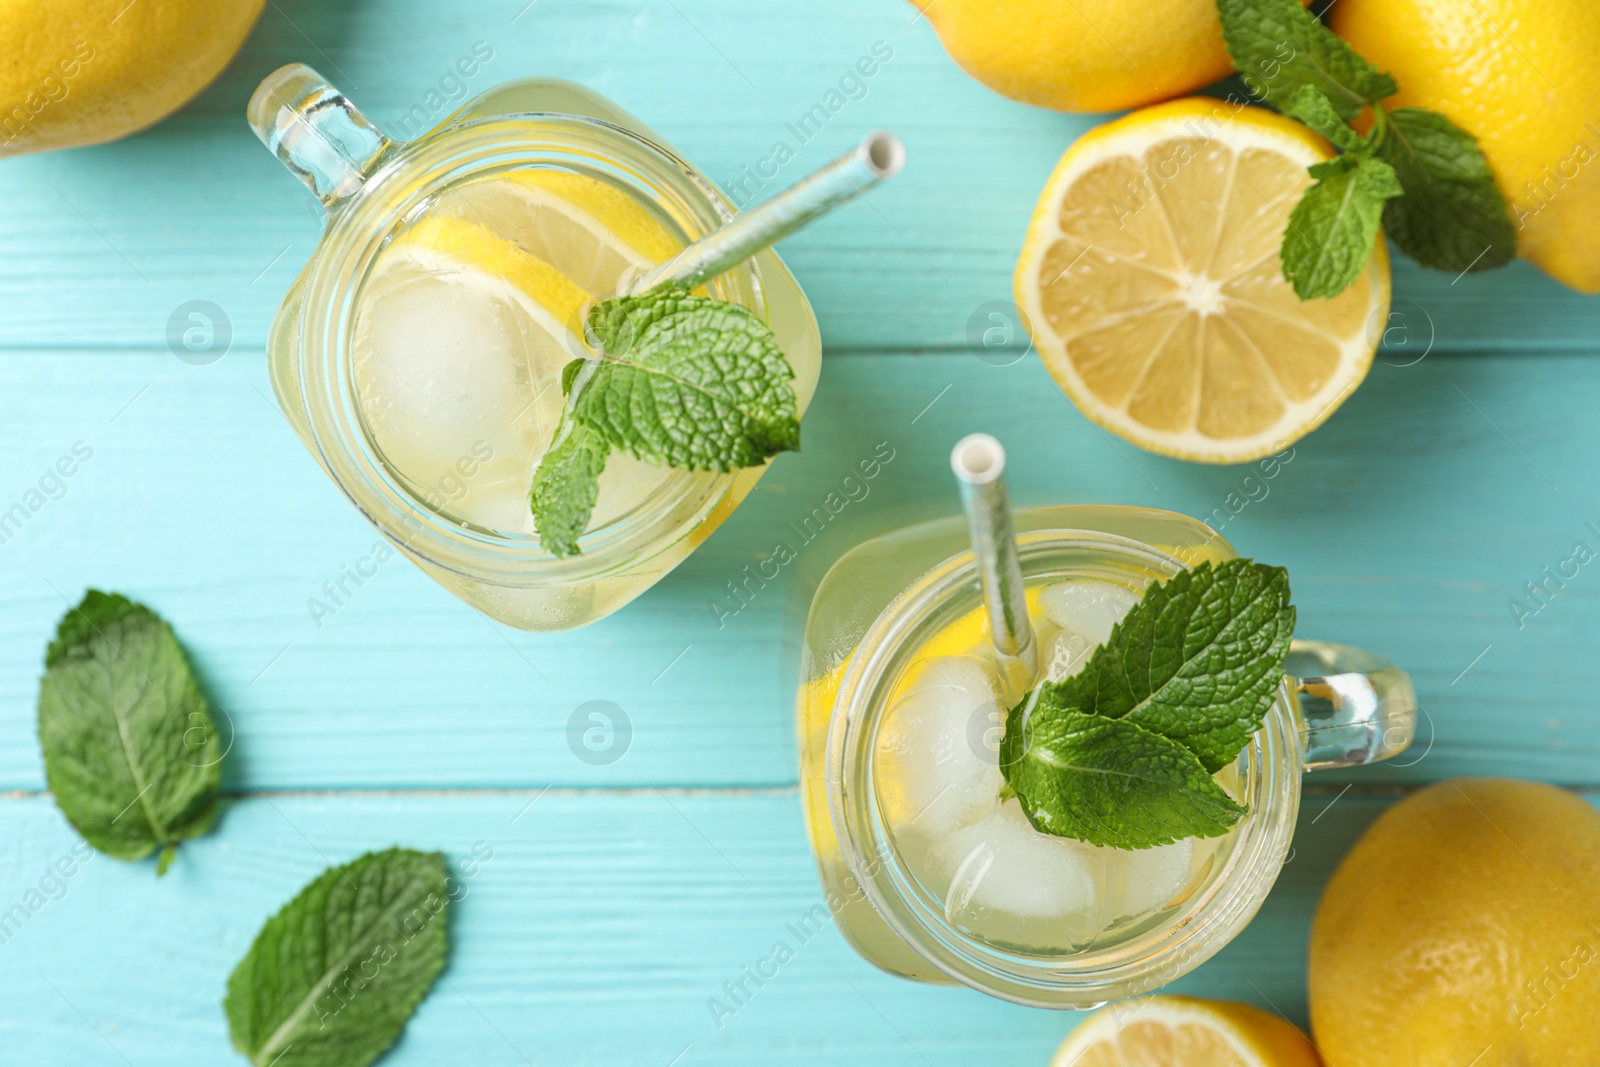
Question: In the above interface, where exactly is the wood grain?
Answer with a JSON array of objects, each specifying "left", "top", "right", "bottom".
[
  {"left": 0, "top": 791, "right": 1411, "bottom": 1065},
  {"left": 0, "top": 0, "right": 1592, "bottom": 356},
  {"left": 2, "top": 0, "right": 1598, "bottom": 1061},
  {"left": 0, "top": 350, "right": 1594, "bottom": 790}
]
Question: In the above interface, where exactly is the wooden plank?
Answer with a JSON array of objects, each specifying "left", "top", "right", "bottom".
[
  {"left": 0, "top": 0, "right": 1591, "bottom": 357},
  {"left": 0, "top": 790, "right": 1411, "bottom": 1064},
  {"left": 0, "top": 349, "right": 1596, "bottom": 790},
  {"left": 2, "top": 0, "right": 1594, "bottom": 1057}
]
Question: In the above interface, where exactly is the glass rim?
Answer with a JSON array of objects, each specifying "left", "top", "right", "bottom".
[
  {"left": 825, "top": 528, "right": 1301, "bottom": 1008},
  {"left": 296, "top": 110, "right": 765, "bottom": 586}
]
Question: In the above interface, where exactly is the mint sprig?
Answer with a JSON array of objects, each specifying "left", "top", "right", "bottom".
[
  {"left": 1042, "top": 559, "right": 1296, "bottom": 772},
  {"left": 1372, "top": 108, "right": 1518, "bottom": 273},
  {"left": 1283, "top": 153, "right": 1402, "bottom": 300},
  {"left": 529, "top": 290, "right": 800, "bottom": 557},
  {"left": 37, "top": 590, "right": 223, "bottom": 875},
  {"left": 1218, "top": 0, "right": 1395, "bottom": 119},
  {"left": 225, "top": 848, "right": 449, "bottom": 1067},
  {"left": 1278, "top": 84, "right": 1366, "bottom": 153},
  {"left": 530, "top": 420, "right": 609, "bottom": 559},
  {"left": 1000, "top": 707, "right": 1246, "bottom": 850},
  {"left": 1000, "top": 559, "right": 1295, "bottom": 849},
  {"left": 1218, "top": 0, "right": 1515, "bottom": 298}
]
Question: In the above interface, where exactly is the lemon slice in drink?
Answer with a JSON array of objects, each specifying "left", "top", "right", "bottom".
[
  {"left": 1016, "top": 99, "right": 1389, "bottom": 464},
  {"left": 401, "top": 213, "right": 593, "bottom": 331},
  {"left": 1051, "top": 996, "right": 1322, "bottom": 1067},
  {"left": 353, "top": 214, "right": 599, "bottom": 534},
  {"left": 440, "top": 168, "right": 684, "bottom": 295}
]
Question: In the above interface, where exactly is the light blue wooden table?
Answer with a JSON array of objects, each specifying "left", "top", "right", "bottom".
[{"left": 2, "top": 1, "right": 1597, "bottom": 1063}]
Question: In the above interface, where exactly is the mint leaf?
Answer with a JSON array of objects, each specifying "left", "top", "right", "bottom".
[
  {"left": 573, "top": 290, "right": 800, "bottom": 471},
  {"left": 526, "top": 290, "right": 801, "bottom": 553},
  {"left": 225, "top": 848, "right": 449, "bottom": 1067},
  {"left": 1044, "top": 559, "right": 1295, "bottom": 773},
  {"left": 1374, "top": 107, "right": 1516, "bottom": 273},
  {"left": 1218, "top": 0, "right": 1397, "bottom": 119},
  {"left": 530, "top": 419, "right": 608, "bottom": 558},
  {"left": 1279, "top": 85, "right": 1367, "bottom": 153},
  {"left": 1000, "top": 707, "right": 1245, "bottom": 849},
  {"left": 998, "top": 560, "right": 1292, "bottom": 848},
  {"left": 37, "top": 591, "right": 221, "bottom": 873},
  {"left": 1282, "top": 153, "right": 1402, "bottom": 299},
  {"left": 560, "top": 355, "right": 586, "bottom": 396}
]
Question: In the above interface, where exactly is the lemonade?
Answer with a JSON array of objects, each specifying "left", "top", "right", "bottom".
[
  {"left": 872, "top": 583, "right": 1243, "bottom": 954},
  {"left": 251, "top": 68, "right": 822, "bottom": 629},
  {"left": 799, "top": 508, "right": 1241, "bottom": 986},
  {"left": 799, "top": 549, "right": 1248, "bottom": 982},
  {"left": 799, "top": 505, "right": 1415, "bottom": 1005},
  {"left": 351, "top": 169, "right": 691, "bottom": 536}
]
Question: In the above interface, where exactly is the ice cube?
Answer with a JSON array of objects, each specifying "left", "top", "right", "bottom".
[
  {"left": 874, "top": 655, "right": 1006, "bottom": 836},
  {"left": 354, "top": 244, "right": 678, "bottom": 539},
  {"left": 936, "top": 800, "right": 1099, "bottom": 946},
  {"left": 917, "top": 800, "right": 1195, "bottom": 951},
  {"left": 353, "top": 258, "right": 562, "bottom": 529},
  {"left": 449, "top": 473, "right": 540, "bottom": 536},
  {"left": 1039, "top": 580, "right": 1140, "bottom": 648},
  {"left": 1104, "top": 835, "right": 1193, "bottom": 920},
  {"left": 941, "top": 801, "right": 1097, "bottom": 917},
  {"left": 588, "top": 451, "right": 677, "bottom": 530},
  {"left": 1042, "top": 628, "right": 1093, "bottom": 682}
]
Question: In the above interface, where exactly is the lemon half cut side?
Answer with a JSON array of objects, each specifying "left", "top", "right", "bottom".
[
  {"left": 1016, "top": 99, "right": 1390, "bottom": 464},
  {"left": 1051, "top": 995, "right": 1323, "bottom": 1067}
]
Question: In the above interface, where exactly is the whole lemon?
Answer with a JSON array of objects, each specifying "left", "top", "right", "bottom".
[
  {"left": 0, "top": 0, "right": 266, "bottom": 157},
  {"left": 1330, "top": 0, "right": 1600, "bottom": 292},
  {"left": 1310, "top": 778, "right": 1600, "bottom": 1067},
  {"left": 915, "top": 0, "right": 1306, "bottom": 113}
]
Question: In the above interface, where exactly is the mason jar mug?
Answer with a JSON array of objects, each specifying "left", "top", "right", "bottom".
[
  {"left": 249, "top": 65, "right": 821, "bottom": 631},
  {"left": 797, "top": 505, "right": 1417, "bottom": 1007}
]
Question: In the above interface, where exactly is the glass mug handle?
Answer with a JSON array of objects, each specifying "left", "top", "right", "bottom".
[
  {"left": 1286, "top": 640, "right": 1418, "bottom": 771},
  {"left": 247, "top": 64, "right": 396, "bottom": 210}
]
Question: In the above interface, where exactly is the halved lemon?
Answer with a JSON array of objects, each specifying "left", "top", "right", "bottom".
[
  {"left": 1051, "top": 996, "right": 1323, "bottom": 1067},
  {"left": 1016, "top": 98, "right": 1389, "bottom": 464},
  {"left": 442, "top": 167, "right": 684, "bottom": 295}
]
